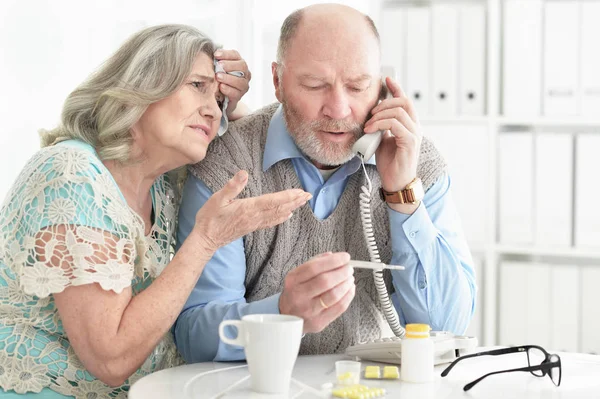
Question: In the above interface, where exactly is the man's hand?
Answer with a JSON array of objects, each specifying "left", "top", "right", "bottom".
[
  {"left": 214, "top": 49, "right": 251, "bottom": 119},
  {"left": 279, "top": 252, "right": 356, "bottom": 334},
  {"left": 363, "top": 77, "right": 423, "bottom": 213}
]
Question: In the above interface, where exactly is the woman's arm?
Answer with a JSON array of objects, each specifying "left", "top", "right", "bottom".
[
  {"left": 52, "top": 227, "right": 214, "bottom": 387},
  {"left": 52, "top": 171, "right": 310, "bottom": 386}
]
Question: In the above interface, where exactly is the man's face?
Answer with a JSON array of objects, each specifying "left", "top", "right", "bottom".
[{"left": 273, "top": 22, "right": 382, "bottom": 166}]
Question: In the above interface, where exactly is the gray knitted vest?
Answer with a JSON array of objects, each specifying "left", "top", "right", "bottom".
[{"left": 189, "top": 103, "right": 446, "bottom": 355}]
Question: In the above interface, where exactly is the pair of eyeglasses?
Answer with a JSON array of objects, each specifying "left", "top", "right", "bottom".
[{"left": 441, "top": 345, "right": 562, "bottom": 391}]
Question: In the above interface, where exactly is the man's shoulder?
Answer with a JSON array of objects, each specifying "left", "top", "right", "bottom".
[
  {"left": 187, "top": 103, "right": 280, "bottom": 181},
  {"left": 201, "top": 103, "right": 279, "bottom": 159},
  {"left": 418, "top": 135, "right": 448, "bottom": 191},
  {"left": 227, "top": 103, "right": 280, "bottom": 137}
]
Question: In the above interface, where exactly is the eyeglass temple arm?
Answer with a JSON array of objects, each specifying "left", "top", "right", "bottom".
[
  {"left": 462, "top": 362, "right": 556, "bottom": 392},
  {"left": 441, "top": 347, "right": 522, "bottom": 377}
]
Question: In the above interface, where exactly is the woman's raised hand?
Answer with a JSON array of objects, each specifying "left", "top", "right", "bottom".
[{"left": 193, "top": 170, "right": 312, "bottom": 252}]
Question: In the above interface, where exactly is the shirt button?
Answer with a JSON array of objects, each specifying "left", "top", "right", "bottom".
[
  {"left": 409, "top": 231, "right": 417, "bottom": 238},
  {"left": 418, "top": 281, "right": 427, "bottom": 289}
]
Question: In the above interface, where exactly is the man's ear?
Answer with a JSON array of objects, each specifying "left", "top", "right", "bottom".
[{"left": 272, "top": 62, "right": 283, "bottom": 102}]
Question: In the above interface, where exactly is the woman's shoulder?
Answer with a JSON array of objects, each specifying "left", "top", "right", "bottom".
[
  {"left": 1, "top": 139, "right": 127, "bottom": 233},
  {"left": 40, "top": 139, "right": 105, "bottom": 175},
  {"left": 12, "top": 140, "right": 105, "bottom": 189}
]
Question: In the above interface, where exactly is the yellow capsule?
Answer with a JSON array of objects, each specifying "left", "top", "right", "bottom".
[
  {"left": 364, "top": 366, "right": 381, "bottom": 379},
  {"left": 383, "top": 365, "right": 400, "bottom": 379},
  {"left": 332, "top": 388, "right": 349, "bottom": 398},
  {"left": 338, "top": 372, "right": 353, "bottom": 380}
]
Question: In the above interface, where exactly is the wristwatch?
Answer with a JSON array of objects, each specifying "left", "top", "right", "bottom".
[{"left": 380, "top": 177, "right": 424, "bottom": 204}]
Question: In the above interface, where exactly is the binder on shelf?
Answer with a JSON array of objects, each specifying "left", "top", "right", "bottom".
[
  {"left": 534, "top": 133, "right": 573, "bottom": 248},
  {"left": 580, "top": 1, "right": 600, "bottom": 117},
  {"left": 543, "top": 0, "right": 579, "bottom": 117},
  {"left": 498, "top": 132, "right": 534, "bottom": 245},
  {"left": 404, "top": 6, "right": 431, "bottom": 118},
  {"left": 380, "top": 8, "right": 406, "bottom": 87},
  {"left": 525, "top": 263, "right": 551, "bottom": 348},
  {"left": 431, "top": 3, "right": 458, "bottom": 117},
  {"left": 425, "top": 125, "right": 488, "bottom": 248},
  {"left": 499, "top": 261, "right": 529, "bottom": 346},
  {"left": 581, "top": 266, "right": 600, "bottom": 354},
  {"left": 502, "top": 0, "right": 542, "bottom": 116},
  {"left": 550, "top": 265, "right": 580, "bottom": 352},
  {"left": 575, "top": 134, "right": 600, "bottom": 249},
  {"left": 458, "top": 2, "right": 486, "bottom": 116}
]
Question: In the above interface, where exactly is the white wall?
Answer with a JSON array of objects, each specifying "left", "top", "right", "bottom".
[{"left": 0, "top": 0, "right": 376, "bottom": 199}]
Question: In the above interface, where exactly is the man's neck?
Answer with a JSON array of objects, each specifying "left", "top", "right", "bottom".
[{"left": 310, "top": 159, "right": 341, "bottom": 170}]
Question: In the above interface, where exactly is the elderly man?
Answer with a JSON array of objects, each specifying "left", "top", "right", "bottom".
[{"left": 174, "top": 3, "right": 476, "bottom": 362}]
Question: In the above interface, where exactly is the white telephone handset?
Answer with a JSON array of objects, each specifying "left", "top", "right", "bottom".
[
  {"left": 353, "top": 69, "right": 406, "bottom": 338},
  {"left": 351, "top": 129, "right": 383, "bottom": 162},
  {"left": 351, "top": 66, "right": 396, "bottom": 161}
]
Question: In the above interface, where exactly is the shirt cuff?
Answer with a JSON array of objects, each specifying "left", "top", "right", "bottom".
[
  {"left": 387, "top": 202, "right": 438, "bottom": 254},
  {"left": 244, "top": 293, "right": 282, "bottom": 316}
]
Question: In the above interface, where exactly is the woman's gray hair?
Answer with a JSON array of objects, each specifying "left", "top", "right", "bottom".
[{"left": 40, "top": 24, "right": 219, "bottom": 162}]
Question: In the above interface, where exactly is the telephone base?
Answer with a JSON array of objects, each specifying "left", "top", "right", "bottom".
[{"left": 345, "top": 331, "right": 478, "bottom": 366}]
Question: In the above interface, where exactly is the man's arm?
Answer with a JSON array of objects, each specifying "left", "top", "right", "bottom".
[
  {"left": 388, "top": 173, "right": 476, "bottom": 334},
  {"left": 172, "top": 174, "right": 281, "bottom": 363}
]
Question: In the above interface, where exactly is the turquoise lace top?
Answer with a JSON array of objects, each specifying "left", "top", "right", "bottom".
[{"left": 0, "top": 140, "right": 183, "bottom": 398}]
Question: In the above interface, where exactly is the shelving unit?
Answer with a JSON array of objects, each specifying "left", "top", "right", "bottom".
[{"left": 378, "top": 0, "right": 600, "bottom": 351}]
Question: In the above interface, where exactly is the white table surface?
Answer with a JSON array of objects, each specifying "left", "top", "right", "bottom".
[{"left": 129, "top": 348, "right": 600, "bottom": 399}]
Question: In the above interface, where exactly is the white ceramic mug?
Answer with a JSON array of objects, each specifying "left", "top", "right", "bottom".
[{"left": 219, "top": 314, "right": 303, "bottom": 394}]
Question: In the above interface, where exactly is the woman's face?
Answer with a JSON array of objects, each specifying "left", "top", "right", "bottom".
[{"left": 132, "top": 52, "right": 224, "bottom": 167}]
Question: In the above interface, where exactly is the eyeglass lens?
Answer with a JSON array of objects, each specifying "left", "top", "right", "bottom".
[{"left": 526, "top": 347, "right": 560, "bottom": 386}]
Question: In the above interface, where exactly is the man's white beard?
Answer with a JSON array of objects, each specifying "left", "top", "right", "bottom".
[{"left": 281, "top": 96, "right": 364, "bottom": 166}]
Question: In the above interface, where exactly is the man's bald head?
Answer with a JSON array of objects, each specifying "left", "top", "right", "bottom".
[{"left": 275, "top": 3, "right": 380, "bottom": 66}]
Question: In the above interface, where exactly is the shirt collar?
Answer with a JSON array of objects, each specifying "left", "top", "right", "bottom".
[{"left": 262, "top": 104, "right": 377, "bottom": 172}]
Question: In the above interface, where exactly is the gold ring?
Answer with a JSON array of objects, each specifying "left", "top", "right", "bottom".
[{"left": 319, "top": 297, "right": 329, "bottom": 309}]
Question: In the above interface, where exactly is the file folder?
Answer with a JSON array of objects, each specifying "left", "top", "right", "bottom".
[
  {"left": 534, "top": 133, "right": 573, "bottom": 248},
  {"left": 550, "top": 265, "right": 580, "bottom": 352},
  {"left": 581, "top": 266, "right": 600, "bottom": 354},
  {"left": 423, "top": 125, "right": 488, "bottom": 248},
  {"left": 575, "top": 134, "right": 600, "bottom": 249},
  {"left": 380, "top": 8, "right": 406, "bottom": 86},
  {"left": 543, "top": 0, "right": 579, "bottom": 116},
  {"left": 525, "top": 263, "right": 551, "bottom": 348},
  {"left": 580, "top": 1, "right": 600, "bottom": 117},
  {"left": 499, "top": 261, "right": 529, "bottom": 346},
  {"left": 498, "top": 132, "right": 534, "bottom": 244},
  {"left": 431, "top": 3, "right": 458, "bottom": 116},
  {"left": 405, "top": 6, "right": 431, "bottom": 117},
  {"left": 502, "top": 0, "right": 542, "bottom": 116},
  {"left": 458, "top": 3, "right": 486, "bottom": 116}
]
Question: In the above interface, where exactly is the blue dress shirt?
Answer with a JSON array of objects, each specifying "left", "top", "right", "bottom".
[{"left": 174, "top": 105, "right": 476, "bottom": 363}]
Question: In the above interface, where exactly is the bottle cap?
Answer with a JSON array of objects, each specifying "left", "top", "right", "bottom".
[{"left": 405, "top": 323, "right": 431, "bottom": 338}]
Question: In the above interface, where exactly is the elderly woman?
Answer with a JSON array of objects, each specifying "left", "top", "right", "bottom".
[{"left": 0, "top": 25, "right": 311, "bottom": 399}]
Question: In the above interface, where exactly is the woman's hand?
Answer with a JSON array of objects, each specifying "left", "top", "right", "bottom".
[
  {"left": 193, "top": 170, "right": 312, "bottom": 252},
  {"left": 214, "top": 49, "right": 251, "bottom": 120}
]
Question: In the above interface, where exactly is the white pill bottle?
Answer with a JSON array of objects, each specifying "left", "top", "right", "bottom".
[{"left": 400, "top": 323, "right": 434, "bottom": 383}]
